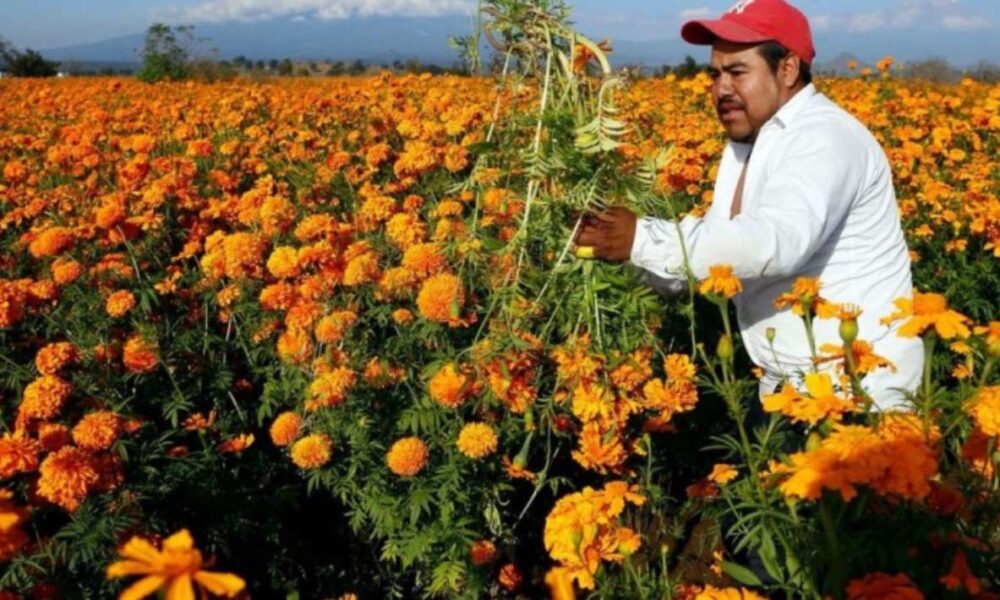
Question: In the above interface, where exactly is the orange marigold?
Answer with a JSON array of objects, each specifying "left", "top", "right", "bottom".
[
  {"left": 306, "top": 367, "right": 357, "bottom": 411},
  {"left": 428, "top": 363, "right": 473, "bottom": 408},
  {"left": 105, "top": 290, "right": 136, "bottom": 318},
  {"left": 699, "top": 264, "right": 742, "bottom": 299},
  {"left": 846, "top": 572, "right": 924, "bottom": 600},
  {"left": 456, "top": 422, "right": 498, "bottom": 459},
  {"left": 35, "top": 341, "right": 78, "bottom": 375},
  {"left": 469, "top": 540, "right": 497, "bottom": 566},
  {"left": 72, "top": 411, "right": 121, "bottom": 451},
  {"left": 0, "top": 432, "right": 40, "bottom": 478},
  {"left": 28, "top": 227, "right": 74, "bottom": 258},
  {"left": 881, "top": 291, "right": 971, "bottom": 339},
  {"left": 123, "top": 335, "right": 159, "bottom": 373},
  {"left": 968, "top": 386, "right": 1000, "bottom": 437},
  {"left": 416, "top": 273, "right": 466, "bottom": 326},
  {"left": 269, "top": 412, "right": 303, "bottom": 446},
  {"left": 37, "top": 446, "right": 98, "bottom": 512},
  {"left": 695, "top": 586, "right": 768, "bottom": 600},
  {"left": 19, "top": 375, "right": 72, "bottom": 421},
  {"left": 762, "top": 373, "right": 857, "bottom": 425},
  {"left": 386, "top": 437, "right": 428, "bottom": 477},
  {"left": 314, "top": 311, "right": 358, "bottom": 344}
]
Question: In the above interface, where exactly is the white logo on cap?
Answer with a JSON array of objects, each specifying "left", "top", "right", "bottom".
[{"left": 727, "top": 0, "right": 757, "bottom": 14}]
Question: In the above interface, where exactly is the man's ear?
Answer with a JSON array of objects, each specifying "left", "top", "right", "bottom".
[{"left": 780, "top": 54, "right": 802, "bottom": 88}]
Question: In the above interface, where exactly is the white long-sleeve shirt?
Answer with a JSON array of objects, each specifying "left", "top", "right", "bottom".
[{"left": 629, "top": 83, "right": 923, "bottom": 410}]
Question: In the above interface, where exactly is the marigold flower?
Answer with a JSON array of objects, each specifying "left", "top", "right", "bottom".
[
  {"left": 469, "top": 540, "right": 496, "bottom": 566},
  {"left": 881, "top": 291, "right": 971, "bottom": 339},
  {"left": 0, "top": 432, "right": 40, "bottom": 478},
  {"left": 314, "top": 311, "right": 358, "bottom": 344},
  {"left": 105, "top": 290, "right": 136, "bottom": 318},
  {"left": 386, "top": 437, "right": 428, "bottom": 477},
  {"left": 0, "top": 489, "right": 29, "bottom": 561},
  {"left": 217, "top": 433, "right": 254, "bottom": 454},
  {"left": 19, "top": 375, "right": 72, "bottom": 422},
  {"left": 269, "top": 412, "right": 303, "bottom": 446},
  {"left": 762, "top": 373, "right": 857, "bottom": 425},
  {"left": 456, "top": 422, "right": 498, "bottom": 459},
  {"left": 106, "top": 529, "right": 246, "bottom": 599},
  {"left": 497, "top": 563, "right": 522, "bottom": 591},
  {"left": 698, "top": 264, "right": 742, "bottom": 299},
  {"left": 72, "top": 411, "right": 121, "bottom": 451},
  {"left": 276, "top": 329, "right": 313, "bottom": 364},
  {"left": 28, "top": 226, "right": 74, "bottom": 258},
  {"left": 35, "top": 341, "right": 78, "bottom": 375},
  {"left": 38, "top": 422, "right": 71, "bottom": 452},
  {"left": 37, "top": 446, "right": 98, "bottom": 512},
  {"left": 290, "top": 434, "right": 333, "bottom": 469},
  {"left": 774, "top": 277, "right": 837, "bottom": 318},
  {"left": 306, "top": 366, "right": 356, "bottom": 411},
  {"left": 968, "top": 386, "right": 1000, "bottom": 437},
  {"left": 695, "top": 586, "right": 768, "bottom": 600},
  {"left": 123, "top": 335, "right": 159, "bottom": 373},
  {"left": 571, "top": 422, "right": 627, "bottom": 473},
  {"left": 708, "top": 463, "right": 738, "bottom": 485},
  {"left": 428, "top": 363, "right": 473, "bottom": 409},
  {"left": 416, "top": 273, "right": 466, "bottom": 326},
  {"left": 846, "top": 572, "right": 924, "bottom": 599},
  {"left": 392, "top": 308, "right": 414, "bottom": 325},
  {"left": 50, "top": 258, "right": 83, "bottom": 285},
  {"left": 266, "top": 246, "right": 301, "bottom": 279}
]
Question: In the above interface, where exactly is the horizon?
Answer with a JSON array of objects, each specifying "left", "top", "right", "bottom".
[{"left": 2, "top": 0, "right": 999, "bottom": 66}]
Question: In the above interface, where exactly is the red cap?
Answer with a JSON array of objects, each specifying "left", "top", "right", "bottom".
[{"left": 681, "top": 0, "right": 816, "bottom": 66}]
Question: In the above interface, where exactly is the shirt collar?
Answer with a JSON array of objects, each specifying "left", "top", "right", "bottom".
[{"left": 768, "top": 83, "right": 818, "bottom": 129}]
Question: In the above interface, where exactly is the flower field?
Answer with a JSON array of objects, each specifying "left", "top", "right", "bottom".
[{"left": 1, "top": 11, "right": 999, "bottom": 598}]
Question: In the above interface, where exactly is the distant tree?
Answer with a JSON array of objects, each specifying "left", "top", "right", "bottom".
[
  {"left": 347, "top": 59, "right": 365, "bottom": 75},
  {"left": 0, "top": 36, "right": 13, "bottom": 68},
  {"left": 233, "top": 55, "right": 248, "bottom": 68},
  {"left": 268, "top": 59, "right": 279, "bottom": 71},
  {"left": 4, "top": 48, "right": 60, "bottom": 77},
  {"left": 137, "top": 23, "right": 194, "bottom": 82},
  {"left": 254, "top": 59, "right": 264, "bottom": 70},
  {"left": 326, "top": 61, "right": 345, "bottom": 76},
  {"left": 904, "top": 57, "right": 957, "bottom": 83},
  {"left": 671, "top": 55, "right": 703, "bottom": 79},
  {"left": 277, "top": 58, "right": 294, "bottom": 76}
]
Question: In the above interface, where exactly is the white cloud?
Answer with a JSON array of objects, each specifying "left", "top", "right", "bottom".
[
  {"left": 678, "top": 7, "right": 713, "bottom": 20},
  {"left": 806, "top": 0, "right": 992, "bottom": 34},
  {"left": 942, "top": 15, "right": 991, "bottom": 30},
  {"left": 167, "top": 0, "right": 474, "bottom": 23}
]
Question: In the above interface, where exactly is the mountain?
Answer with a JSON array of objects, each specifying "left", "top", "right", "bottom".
[
  {"left": 36, "top": 16, "right": 1000, "bottom": 70},
  {"left": 41, "top": 15, "right": 477, "bottom": 66}
]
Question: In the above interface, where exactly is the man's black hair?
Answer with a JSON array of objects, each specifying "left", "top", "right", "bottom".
[{"left": 758, "top": 41, "right": 812, "bottom": 85}]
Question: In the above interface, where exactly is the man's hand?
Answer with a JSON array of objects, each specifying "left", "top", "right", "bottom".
[{"left": 573, "top": 206, "right": 638, "bottom": 262}]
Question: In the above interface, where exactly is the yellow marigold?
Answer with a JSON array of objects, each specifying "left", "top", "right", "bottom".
[
  {"left": 290, "top": 434, "right": 333, "bottom": 469},
  {"left": 881, "top": 291, "right": 971, "bottom": 339},
  {"left": 306, "top": 366, "right": 356, "bottom": 411},
  {"left": 708, "top": 463, "right": 738, "bottom": 485},
  {"left": 106, "top": 529, "right": 246, "bottom": 599},
  {"left": 469, "top": 540, "right": 497, "bottom": 566},
  {"left": 386, "top": 437, "right": 428, "bottom": 477},
  {"left": 72, "top": 411, "right": 121, "bottom": 451},
  {"left": 695, "top": 586, "right": 768, "bottom": 600},
  {"left": 266, "top": 246, "right": 301, "bottom": 279},
  {"left": 543, "top": 481, "right": 644, "bottom": 590},
  {"left": 0, "top": 432, "right": 40, "bottom": 478},
  {"left": 456, "top": 422, "right": 498, "bottom": 459},
  {"left": 774, "top": 277, "right": 837, "bottom": 317},
  {"left": 416, "top": 273, "right": 466, "bottom": 326},
  {"left": 428, "top": 363, "right": 472, "bottom": 408},
  {"left": 343, "top": 253, "right": 380, "bottom": 286},
  {"left": 664, "top": 353, "right": 697, "bottom": 383},
  {"left": 698, "top": 264, "right": 742, "bottom": 299},
  {"left": 385, "top": 213, "right": 427, "bottom": 250},
  {"left": 276, "top": 329, "right": 313, "bottom": 364},
  {"left": 37, "top": 446, "right": 98, "bottom": 512},
  {"left": 105, "top": 290, "right": 136, "bottom": 318},
  {"left": 976, "top": 321, "right": 1000, "bottom": 357},
  {"left": 19, "top": 375, "right": 72, "bottom": 421},
  {"left": 123, "top": 335, "right": 159, "bottom": 373},
  {"left": 28, "top": 227, "right": 74, "bottom": 258},
  {"left": 314, "top": 311, "right": 358, "bottom": 344},
  {"left": 846, "top": 572, "right": 924, "bottom": 600},
  {"left": 762, "top": 373, "right": 857, "bottom": 425},
  {"left": 817, "top": 340, "right": 896, "bottom": 376},
  {"left": 269, "top": 412, "right": 303, "bottom": 446},
  {"left": 35, "top": 341, "right": 78, "bottom": 375},
  {"left": 968, "top": 386, "right": 1000, "bottom": 437}
]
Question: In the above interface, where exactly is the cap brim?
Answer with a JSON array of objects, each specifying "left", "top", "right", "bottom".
[{"left": 681, "top": 18, "right": 773, "bottom": 46}]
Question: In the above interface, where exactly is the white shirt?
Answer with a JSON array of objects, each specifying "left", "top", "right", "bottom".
[{"left": 629, "top": 83, "right": 923, "bottom": 410}]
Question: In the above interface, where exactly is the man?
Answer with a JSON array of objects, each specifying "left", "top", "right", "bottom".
[{"left": 573, "top": 0, "right": 922, "bottom": 409}]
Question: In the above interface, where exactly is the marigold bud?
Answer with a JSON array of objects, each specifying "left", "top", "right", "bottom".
[
  {"left": 716, "top": 334, "right": 733, "bottom": 361},
  {"left": 766, "top": 327, "right": 776, "bottom": 344}
]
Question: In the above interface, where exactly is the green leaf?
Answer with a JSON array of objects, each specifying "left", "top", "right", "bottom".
[{"left": 722, "top": 561, "right": 764, "bottom": 588}]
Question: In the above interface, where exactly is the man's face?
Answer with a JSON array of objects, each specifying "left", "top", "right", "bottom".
[{"left": 707, "top": 42, "right": 782, "bottom": 144}]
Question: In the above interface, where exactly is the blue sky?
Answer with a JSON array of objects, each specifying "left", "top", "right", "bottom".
[{"left": 3, "top": 0, "right": 999, "bottom": 60}]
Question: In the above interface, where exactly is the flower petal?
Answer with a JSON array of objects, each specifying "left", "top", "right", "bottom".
[
  {"left": 107, "top": 560, "right": 157, "bottom": 578},
  {"left": 120, "top": 575, "right": 167, "bottom": 600},
  {"left": 162, "top": 529, "right": 194, "bottom": 552},
  {"left": 194, "top": 571, "right": 247, "bottom": 596},
  {"left": 166, "top": 574, "right": 195, "bottom": 600}
]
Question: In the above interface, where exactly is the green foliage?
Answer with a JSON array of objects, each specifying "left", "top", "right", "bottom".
[{"left": 136, "top": 23, "right": 194, "bottom": 83}]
